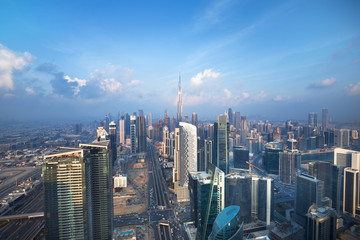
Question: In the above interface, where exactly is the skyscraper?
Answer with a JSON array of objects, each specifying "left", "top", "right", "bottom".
[
  {"left": 228, "top": 108, "right": 234, "bottom": 126},
  {"left": 189, "top": 163, "right": 225, "bottom": 240},
  {"left": 235, "top": 112, "right": 241, "bottom": 131},
  {"left": 322, "top": 108, "right": 328, "bottom": 129},
  {"left": 295, "top": 173, "right": 324, "bottom": 227},
  {"left": 233, "top": 146, "right": 249, "bottom": 169},
  {"left": 119, "top": 116, "right": 125, "bottom": 144},
  {"left": 173, "top": 122, "right": 197, "bottom": 201},
  {"left": 130, "top": 115, "right": 136, "bottom": 154},
  {"left": 43, "top": 148, "right": 87, "bottom": 240},
  {"left": 306, "top": 205, "right": 337, "bottom": 240},
  {"left": 213, "top": 115, "right": 229, "bottom": 174},
  {"left": 137, "top": 114, "right": 146, "bottom": 153},
  {"left": 177, "top": 73, "right": 183, "bottom": 125},
  {"left": 192, "top": 112, "right": 198, "bottom": 128},
  {"left": 148, "top": 113, "right": 153, "bottom": 127},
  {"left": 279, "top": 151, "right": 301, "bottom": 185},
  {"left": 308, "top": 112, "right": 318, "bottom": 127},
  {"left": 162, "top": 126, "right": 170, "bottom": 158},
  {"left": 80, "top": 140, "right": 113, "bottom": 240},
  {"left": 109, "top": 121, "right": 117, "bottom": 165},
  {"left": 343, "top": 167, "right": 359, "bottom": 217},
  {"left": 204, "top": 138, "right": 212, "bottom": 171}
]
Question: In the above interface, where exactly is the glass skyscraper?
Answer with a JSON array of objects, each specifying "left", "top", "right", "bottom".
[{"left": 43, "top": 148, "right": 87, "bottom": 240}]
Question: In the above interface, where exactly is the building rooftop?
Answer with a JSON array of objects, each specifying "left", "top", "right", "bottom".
[
  {"left": 80, "top": 139, "right": 109, "bottom": 149},
  {"left": 44, "top": 147, "right": 83, "bottom": 159},
  {"left": 190, "top": 171, "right": 211, "bottom": 184}
]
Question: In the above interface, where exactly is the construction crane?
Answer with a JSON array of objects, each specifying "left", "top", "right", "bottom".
[
  {"left": 294, "top": 135, "right": 304, "bottom": 150},
  {"left": 246, "top": 161, "right": 264, "bottom": 175}
]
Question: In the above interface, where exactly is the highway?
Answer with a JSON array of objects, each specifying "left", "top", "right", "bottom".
[
  {"left": 159, "top": 223, "right": 172, "bottom": 240},
  {"left": 115, "top": 142, "right": 188, "bottom": 240},
  {"left": 0, "top": 183, "right": 44, "bottom": 240}
]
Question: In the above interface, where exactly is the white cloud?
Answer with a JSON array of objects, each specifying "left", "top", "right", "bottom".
[
  {"left": 224, "top": 88, "right": 232, "bottom": 98},
  {"left": 190, "top": 69, "right": 220, "bottom": 87},
  {"left": 309, "top": 77, "right": 336, "bottom": 88},
  {"left": 64, "top": 75, "right": 87, "bottom": 95},
  {"left": 99, "top": 78, "right": 123, "bottom": 94},
  {"left": 242, "top": 92, "right": 249, "bottom": 99},
  {"left": 127, "top": 79, "right": 144, "bottom": 86},
  {"left": 0, "top": 44, "right": 35, "bottom": 91},
  {"left": 25, "top": 87, "right": 34, "bottom": 95},
  {"left": 346, "top": 81, "right": 360, "bottom": 96},
  {"left": 273, "top": 95, "right": 290, "bottom": 101}
]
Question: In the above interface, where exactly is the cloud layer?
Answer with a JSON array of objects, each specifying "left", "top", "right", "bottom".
[
  {"left": 346, "top": 81, "right": 360, "bottom": 96},
  {"left": 190, "top": 69, "right": 220, "bottom": 87}
]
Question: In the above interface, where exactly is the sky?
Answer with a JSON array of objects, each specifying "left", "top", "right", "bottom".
[{"left": 0, "top": 0, "right": 359, "bottom": 122}]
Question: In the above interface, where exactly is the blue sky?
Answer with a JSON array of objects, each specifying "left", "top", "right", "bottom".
[{"left": 0, "top": 0, "right": 359, "bottom": 121}]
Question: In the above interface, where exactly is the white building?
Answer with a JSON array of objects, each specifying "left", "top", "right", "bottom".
[{"left": 114, "top": 174, "right": 127, "bottom": 188}]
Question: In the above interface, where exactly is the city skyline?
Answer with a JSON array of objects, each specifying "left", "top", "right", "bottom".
[{"left": 0, "top": 0, "right": 360, "bottom": 121}]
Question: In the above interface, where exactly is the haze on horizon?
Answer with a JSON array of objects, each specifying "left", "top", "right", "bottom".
[{"left": 0, "top": 0, "right": 359, "bottom": 122}]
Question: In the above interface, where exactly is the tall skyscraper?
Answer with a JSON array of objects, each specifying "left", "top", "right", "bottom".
[
  {"left": 263, "top": 141, "right": 283, "bottom": 174},
  {"left": 279, "top": 151, "right": 301, "bottom": 185},
  {"left": 235, "top": 112, "right": 241, "bottom": 131},
  {"left": 137, "top": 115, "right": 146, "bottom": 153},
  {"left": 109, "top": 121, "right": 117, "bottom": 165},
  {"left": 80, "top": 140, "right": 113, "bottom": 240},
  {"left": 192, "top": 112, "right": 198, "bottom": 128},
  {"left": 204, "top": 138, "right": 212, "bottom": 171},
  {"left": 189, "top": 163, "right": 225, "bottom": 240},
  {"left": 343, "top": 167, "right": 360, "bottom": 217},
  {"left": 148, "top": 113, "right": 152, "bottom": 127},
  {"left": 43, "top": 148, "right": 87, "bottom": 240},
  {"left": 125, "top": 113, "right": 130, "bottom": 137},
  {"left": 295, "top": 173, "right": 324, "bottom": 227},
  {"left": 225, "top": 171, "right": 274, "bottom": 225},
  {"left": 233, "top": 146, "right": 249, "bottom": 169},
  {"left": 228, "top": 108, "right": 234, "bottom": 126},
  {"left": 119, "top": 116, "right": 125, "bottom": 144},
  {"left": 213, "top": 115, "right": 229, "bottom": 174},
  {"left": 130, "top": 115, "right": 136, "bottom": 154},
  {"left": 308, "top": 112, "right": 318, "bottom": 127},
  {"left": 177, "top": 73, "right": 183, "bottom": 124},
  {"left": 306, "top": 205, "right": 337, "bottom": 240},
  {"left": 162, "top": 126, "right": 170, "bottom": 158},
  {"left": 322, "top": 108, "right": 328, "bottom": 129}
]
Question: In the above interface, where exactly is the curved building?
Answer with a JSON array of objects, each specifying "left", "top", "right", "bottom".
[
  {"left": 179, "top": 122, "right": 197, "bottom": 186},
  {"left": 208, "top": 205, "right": 244, "bottom": 240}
]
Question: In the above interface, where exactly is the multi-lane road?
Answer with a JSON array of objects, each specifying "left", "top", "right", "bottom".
[{"left": 115, "top": 143, "right": 189, "bottom": 240}]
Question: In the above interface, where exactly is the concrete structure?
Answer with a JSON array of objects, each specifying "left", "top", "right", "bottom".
[
  {"left": 308, "top": 112, "right": 318, "bottom": 127},
  {"left": 279, "top": 151, "right": 301, "bottom": 185},
  {"left": 137, "top": 115, "right": 146, "bottom": 153},
  {"left": 162, "top": 126, "right": 170, "bottom": 158},
  {"left": 192, "top": 112, "right": 198, "bottom": 128},
  {"left": 114, "top": 174, "right": 127, "bottom": 188},
  {"left": 204, "top": 138, "right": 212, "bottom": 171},
  {"left": 322, "top": 108, "right": 328, "bottom": 130},
  {"left": 334, "top": 148, "right": 360, "bottom": 169},
  {"left": 109, "top": 121, "right": 117, "bottom": 165},
  {"left": 343, "top": 167, "right": 360, "bottom": 217},
  {"left": 263, "top": 141, "right": 283, "bottom": 175},
  {"left": 233, "top": 146, "right": 249, "bottom": 169}
]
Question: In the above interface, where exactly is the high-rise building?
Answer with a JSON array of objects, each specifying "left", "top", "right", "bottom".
[
  {"left": 109, "top": 121, "right": 117, "bottom": 165},
  {"left": 343, "top": 167, "right": 360, "bottom": 217},
  {"left": 295, "top": 173, "right": 324, "bottom": 227},
  {"left": 162, "top": 126, "right": 170, "bottom": 158},
  {"left": 263, "top": 141, "right": 283, "bottom": 175},
  {"left": 43, "top": 148, "right": 87, "bottom": 240},
  {"left": 208, "top": 206, "right": 244, "bottom": 240},
  {"left": 322, "top": 108, "right": 328, "bottom": 130},
  {"left": 225, "top": 171, "right": 274, "bottom": 225},
  {"left": 309, "top": 161, "right": 345, "bottom": 214},
  {"left": 241, "top": 116, "right": 247, "bottom": 131},
  {"left": 233, "top": 146, "right": 249, "bottom": 169},
  {"left": 173, "top": 122, "right": 197, "bottom": 201},
  {"left": 119, "top": 116, "right": 125, "bottom": 144},
  {"left": 334, "top": 148, "right": 360, "bottom": 169},
  {"left": 192, "top": 112, "right": 198, "bottom": 128},
  {"left": 80, "top": 140, "right": 113, "bottom": 240},
  {"left": 125, "top": 113, "right": 130, "bottom": 137},
  {"left": 137, "top": 115, "right": 146, "bottom": 153},
  {"left": 308, "top": 112, "right": 318, "bottom": 127},
  {"left": 189, "top": 163, "right": 225, "bottom": 240},
  {"left": 169, "top": 131, "right": 175, "bottom": 159},
  {"left": 204, "top": 138, "right": 212, "bottom": 171},
  {"left": 306, "top": 205, "right": 337, "bottom": 240},
  {"left": 213, "top": 115, "right": 230, "bottom": 174},
  {"left": 235, "top": 112, "right": 241, "bottom": 131},
  {"left": 130, "top": 115, "right": 136, "bottom": 154},
  {"left": 228, "top": 108, "right": 234, "bottom": 126},
  {"left": 96, "top": 126, "right": 108, "bottom": 138},
  {"left": 148, "top": 113, "right": 152, "bottom": 127},
  {"left": 177, "top": 73, "right": 183, "bottom": 125},
  {"left": 279, "top": 151, "right": 301, "bottom": 185}
]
